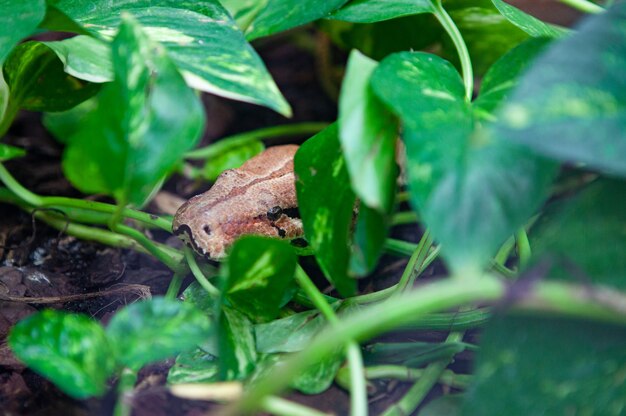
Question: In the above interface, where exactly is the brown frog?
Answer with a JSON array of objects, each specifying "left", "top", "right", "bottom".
[{"left": 172, "top": 145, "right": 304, "bottom": 259}]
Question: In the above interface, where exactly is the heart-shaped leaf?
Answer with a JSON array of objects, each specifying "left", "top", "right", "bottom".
[
  {"left": 43, "top": 36, "right": 113, "bottom": 83},
  {"left": 295, "top": 124, "right": 357, "bottom": 296},
  {"left": 53, "top": 0, "right": 290, "bottom": 115},
  {"left": 9, "top": 310, "right": 115, "bottom": 399},
  {"left": 106, "top": 297, "right": 212, "bottom": 371},
  {"left": 371, "top": 48, "right": 556, "bottom": 273},
  {"left": 496, "top": 2, "right": 626, "bottom": 177},
  {"left": 63, "top": 15, "right": 205, "bottom": 205}
]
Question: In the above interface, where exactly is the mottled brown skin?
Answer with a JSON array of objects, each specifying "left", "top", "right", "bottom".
[{"left": 172, "top": 145, "right": 303, "bottom": 259}]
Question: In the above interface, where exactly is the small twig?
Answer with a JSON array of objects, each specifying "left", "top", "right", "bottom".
[{"left": 0, "top": 284, "right": 151, "bottom": 304}]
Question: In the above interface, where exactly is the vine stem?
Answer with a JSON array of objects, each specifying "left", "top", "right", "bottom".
[
  {"left": 184, "top": 247, "right": 220, "bottom": 297},
  {"left": 229, "top": 275, "right": 626, "bottom": 414},
  {"left": 294, "top": 265, "right": 368, "bottom": 416},
  {"left": 393, "top": 230, "right": 433, "bottom": 294},
  {"left": 515, "top": 227, "right": 532, "bottom": 269},
  {"left": 381, "top": 331, "right": 464, "bottom": 416},
  {"left": 557, "top": 0, "right": 604, "bottom": 13},
  {"left": 433, "top": 0, "right": 474, "bottom": 100},
  {"left": 184, "top": 122, "right": 329, "bottom": 160},
  {"left": 114, "top": 368, "right": 138, "bottom": 416}
]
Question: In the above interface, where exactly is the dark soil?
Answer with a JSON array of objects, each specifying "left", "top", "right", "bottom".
[{"left": 0, "top": 3, "right": 582, "bottom": 415}]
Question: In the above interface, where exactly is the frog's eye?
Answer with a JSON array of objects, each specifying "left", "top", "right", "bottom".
[{"left": 267, "top": 206, "right": 283, "bottom": 221}]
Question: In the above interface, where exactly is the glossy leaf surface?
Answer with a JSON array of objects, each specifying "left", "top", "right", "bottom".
[
  {"left": 9, "top": 310, "right": 115, "bottom": 399},
  {"left": 496, "top": 2, "right": 626, "bottom": 177},
  {"left": 106, "top": 297, "right": 212, "bottom": 371},
  {"left": 464, "top": 315, "right": 626, "bottom": 415},
  {"left": 329, "top": 0, "right": 433, "bottom": 23},
  {"left": 43, "top": 36, "right": 113, "bottom": 83},
  {"left": 218, "top": 306, "right": 257, "bottom": 380},
  {"left": 54, "top": 0, "right": 290, "bottom": 115},
  {"left": 529, "top": 179, "right": 626, "bottom": 289},
  {"left": 63, "top": 16, "right": 205, "bottom": 205},
  {"left": 371, "top": 51, "right": 556, "bottom": 272},
  {"left": 224, "top": 237, "right": 297, "bottom": 322},
  {"left": 245, "top": 0, "right": 349, "bottom": 40},
  {"left": 202, "top": 140, "right": 264, "bottom": 182},
  {"left": 491, "top": 0, "right": 567, "bottom": 38},
  {"left": 295, "top": 124, "right": 357, "bottom": 296},
  {"left": 0, "top": 0, "right": 45, "bottom": 64},
  {"left": 3, "top": 42, "right": 100, "bottom": 111}
]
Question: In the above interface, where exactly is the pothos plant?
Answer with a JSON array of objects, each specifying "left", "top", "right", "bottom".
[{"left": 1, "top": 0, "right": 624, "bottom": 415}]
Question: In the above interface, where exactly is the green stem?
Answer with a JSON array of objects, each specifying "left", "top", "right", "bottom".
[
  {"left": 363, "top": 365, "right": 470, "bottom": 389},
  {"left": 557, "top": 0, "right": 604, "bottom": 13},
  {"left": 184, "top": 247, "right": 220, "bottom": 297},
  {"left": 515, "top": 227, "right": 531, "bottom": 269},
  {"left": 231, "top": 275, "right": 626, "bottom": 414},
  {"left": 111, "top": 223, "right": 182, "bottom": 271},
  {"left": 165, "top": 269, "right": 186, "bottom": 299},
  {"left": 294, "top": 265, "right": 367, "bottom": 416},
  {"left": 40, "top": 197, "right": 172, "bottom": 231},
  {"left": 381, "top": 331, "right": 464, "bottom": 416},
  {"left": 114, "top": 367, "right": 138, "bottom": 416},
  {"left": 0, "top": 164, "right": 43, "bottom": 206},
  {"left": 394, "top": 230, "right": 433, "bottom": 294},
  {"left": 185, "top": 122, "right": 329, "bottom": 160},
  {"left": 433, "top": 0, "right": 474, "bottom": 100},
  {"left": 391, "top": 211, "right": 418, "bottom": 226},
  {"left": 261, "top": 396, "right": 332, "bottom": 416}
]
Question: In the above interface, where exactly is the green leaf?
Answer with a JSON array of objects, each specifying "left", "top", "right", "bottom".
[
  {"left": 253, "top": 352, "right": 344, "bottom": 395},
  {"left": 245, "top": 0, "right": 349, "bottom": 40},
  {"left": 290, "top": 350, "right": 344, "bottom": 394},
  {"left": 220, "top": 0, "right": 268, "bottom": 30},
  {"left": 3, "top": 41, "right": 100, "bottom": 112},
  {"left": 364, "top": 342, "right": 468, "bottom": 367},
  {"left": 491, "top": 0, "right": 568, "bottom": 38},
  {"left": 339, "top": 50, "right": 397, "bottom": 275},
  {"left": 295, "top": 124, "right": 357, "bottom": 296},
  {"left": 224, "top": 236, "right": 297, "bottom": 322},
  {"left": 421, "top": 394, "right": 462, "bottom": 416},
  {"left": 53, "top": 0, "right": 290, "bottom": 115},
  {"left": 254, "top": 309, "right": 326, "bottom": 353},
  {"left": 8, "top": 310, "right": 115, "bottom": 399},
  {"left": 43, "top": 36, "right": 113, "bottom": 83},
  {"left": 464, "top": 315, "right": 626, "bottom": 415},
  {"left": 339, "top": 50, "right": 397, "bottom": 213},
  {"left": 529, "top": 179, "right": 626, "bottom": 290},
  {"left": 0, "top": 0, "right": 46, "bottom": 64},
  {"left": 167, "top": 348, "right": 220, "bottom": 384},
  {"left": 202, "top": 140, "right": 264, "bottom": 182},
  {"left": 106, "top": 297, "right": 212, "bottom": 371},
  {"left": 444, "top": 0, "right": 529, "bottom": 76},
  {"left": 218, "top": 306, "right": 257, "bottom": 380},
  {"left": 0, "top": 143, "right": 26, "bottom": 161},
  {"left": 350, "top": 204, "right": 389, "bottom": 276},
  {"left": 476, "top": 38, "right": 552, "bottom": 115},
  {"left": 371, "top": 52, "right": 556, "bottom": 272},
  {"left": 328, "top": 0, "right": 434, "bottom": 23},
  {"left": 63, "top": 15, "right": 205, "bottom": 205},
  {"left": 496, "top": 2, "right": 626, "bottom": 177},
  {"left": 42, "top": 97, "right": 97, "bottom": 144},
  {"left": 320, "top": 14, "right": 442, "bottom": 62}
]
